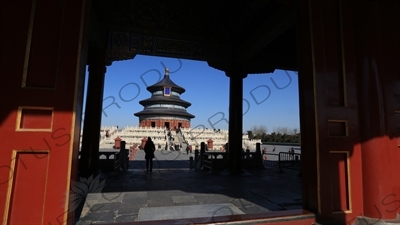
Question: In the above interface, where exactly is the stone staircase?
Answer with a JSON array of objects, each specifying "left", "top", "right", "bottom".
[{"left": 175, "top": 129, "right": 188, "bottom": 151}]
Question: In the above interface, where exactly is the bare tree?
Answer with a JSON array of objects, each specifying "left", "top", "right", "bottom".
[
  {"left": 250, "top": 125, "right": 268, "bottom": 138},
  {"left": 274, "top": 126, "right": 291, "bottom": 134}
]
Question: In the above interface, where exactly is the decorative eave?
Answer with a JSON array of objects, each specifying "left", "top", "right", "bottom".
[
  {"left": 138, "top": 96, "right": 191, "bottom": 108},
  {"left": 134, "top": 108, "right": 195, "bottom": 119}
]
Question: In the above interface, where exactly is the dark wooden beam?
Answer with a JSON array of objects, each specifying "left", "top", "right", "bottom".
[
  {"left": 237, "top": 5, "right": 296, "bottom": 62},
  {"left": 88, "top": 6, "right": 108, "bottom": 49}
]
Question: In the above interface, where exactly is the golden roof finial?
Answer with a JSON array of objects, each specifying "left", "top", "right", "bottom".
[{"left": 165, "top": 68, "right": 169, "bottom": 76}]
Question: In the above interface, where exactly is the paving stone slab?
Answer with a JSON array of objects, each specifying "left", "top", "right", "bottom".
[
  {"left": 193, "top": 194, "right": 233, "bottom": 204},
  {"left": 118, "top": 204, "right": 142, "bottom": 214},
  {"left": 138, "top": 203, "right": 244, "bottom": 221},
  {"left": 98, "top": 193, "right": 125, "bottom": 203},
  {"left": 147, "top": 199, "right": 174, "bottom": 207},
  {"left": 77, "top": 151, "right": 303, "bottom": 224},
  {"left": 80, "top": 210, "right": 116, "bottom": 222},
  {"left": 122, "top": 191, "right": 147, "bottom": 200},
  {"left": 172, "top": 195, "right": 197, "bottom": 203},
  {"left": 115, "top": 213, "right": 139, "bottom": 222},
  {"left": 121, "top": 197, "right": 147, "bottom": 208},
  {"left": 173, "top": 202, "right": 200, "bottom": 206},
  {"left": 91, "top": 202, "right": 121, "bottom": 211}
]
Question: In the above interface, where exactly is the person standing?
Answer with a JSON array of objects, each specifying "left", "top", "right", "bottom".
[
  {"left": 263, "top": 147, "right": 267, "bottom": 160},
  {"left": 144, "top": 137, "right": 155, "bottom": 172},
  {"left": 289, "top": 147, "right": 294, "bottom": 160},
  {"left": 186, "top": 145, "right": 190, "bottom": 154}
]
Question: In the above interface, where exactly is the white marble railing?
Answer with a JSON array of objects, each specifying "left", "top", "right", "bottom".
[{"left": 97, "top": 126, "right": 261, "bottom": 150}]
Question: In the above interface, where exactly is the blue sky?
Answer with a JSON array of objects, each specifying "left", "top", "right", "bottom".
[{"left": 83, "top": 55, "right": 300, "bottom": 133}]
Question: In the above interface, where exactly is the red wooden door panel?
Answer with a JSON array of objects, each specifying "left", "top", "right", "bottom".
[
  {"left": 299, "top": 0, "right": 364, "bottom": 222},
  {"left": 0, "top": 0, "right": 89, "bottom": 224}
]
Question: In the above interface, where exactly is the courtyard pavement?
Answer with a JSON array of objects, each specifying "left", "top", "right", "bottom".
[{"left": 76, "top": 148, "right": 302, "bottom": 224}]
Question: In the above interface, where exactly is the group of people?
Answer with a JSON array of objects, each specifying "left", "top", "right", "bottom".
[{"left": 143, "top": 139, "right": 298, "bottom": 171}]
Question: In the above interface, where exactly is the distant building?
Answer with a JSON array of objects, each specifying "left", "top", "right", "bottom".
[{"left": 134, "top": 68, "right": 195, "bottom": 130}]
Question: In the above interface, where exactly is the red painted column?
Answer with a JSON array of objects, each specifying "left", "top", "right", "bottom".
[{"left": 354, "top": 1, "right": 400, "bottom": 219}]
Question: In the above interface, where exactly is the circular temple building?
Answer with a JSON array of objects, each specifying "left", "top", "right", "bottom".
[{"left": 134, "top": 68, "right": 195, "bottom": 130}]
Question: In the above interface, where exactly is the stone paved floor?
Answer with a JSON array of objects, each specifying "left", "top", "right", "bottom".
[{"left": 76, "top": 149, "right": 302, "bottom": 224}]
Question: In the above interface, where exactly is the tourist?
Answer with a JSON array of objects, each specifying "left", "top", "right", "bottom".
[
  {"left": 289, "top": 147, "right": 295, "bottom": 160},
  {"left": 144, "top": 137, "right": 155, "bottom": 172},
  {"left": 245, "top": 146, "right": 250, "bottom": 159},
  {"left": 186, "top": 145, "right": 190, "bottom": 154},
  {"left": 262, "top": 147, "right": 267, "bottom": 160}
]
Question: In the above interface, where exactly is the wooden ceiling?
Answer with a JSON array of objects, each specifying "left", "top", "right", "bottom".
[{"left": 90, "top": 0, "right": 298, "bottom": 74}]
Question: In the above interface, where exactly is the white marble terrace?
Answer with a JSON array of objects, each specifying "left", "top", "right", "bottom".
[{"left": 94, "top": 126, "right": 261, "bottom": 151}]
